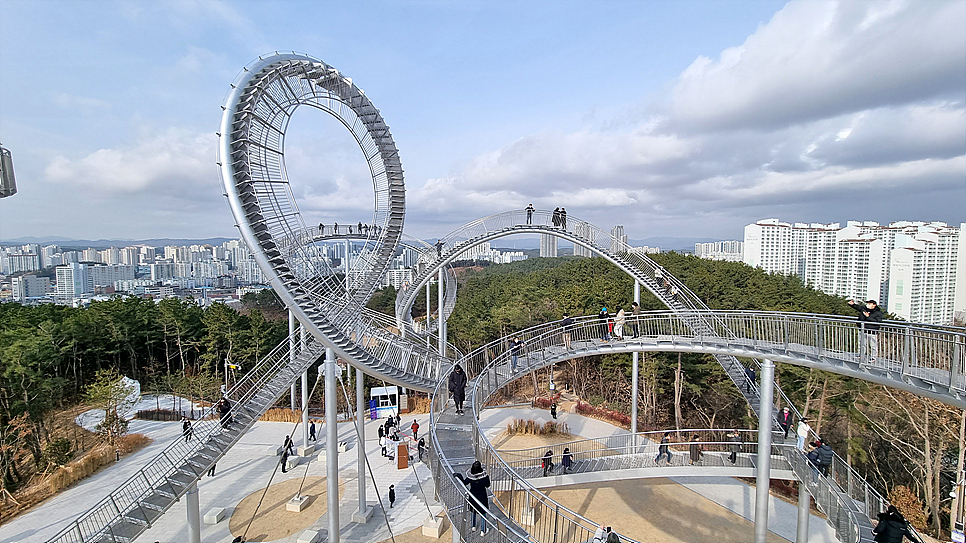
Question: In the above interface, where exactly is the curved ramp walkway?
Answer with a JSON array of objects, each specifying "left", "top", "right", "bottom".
[{"left": 429, "top": 314, "right": 963, "bottom": 543}]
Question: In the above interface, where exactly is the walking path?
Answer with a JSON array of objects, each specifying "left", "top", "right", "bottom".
[{"left": 2, "top": 408, "right": 835, "bottom": 543}]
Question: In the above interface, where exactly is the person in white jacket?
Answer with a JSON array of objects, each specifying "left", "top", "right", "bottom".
[
  {"left": 614, "top": 308, "right": 626, "bottom": 340},
  {"left": 796, "top": 417, "right": 811, "bottom": 451}
]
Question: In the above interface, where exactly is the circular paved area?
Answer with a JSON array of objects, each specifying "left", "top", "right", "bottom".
[{"left": 229, "top": 476, "right": 344, "bottom": 541}]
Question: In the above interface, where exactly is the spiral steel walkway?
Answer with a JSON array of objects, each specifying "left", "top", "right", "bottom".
[{"left": 45, "top": 53, "right": 965, "bottom": 543}]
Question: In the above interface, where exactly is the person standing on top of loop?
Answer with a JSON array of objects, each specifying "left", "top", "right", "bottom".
[
  {"left": 559, "top": 208, "right": 567, "bottom": 231},
  {"left": 552, "top": 207, "right": 561, "bottom": 228},
  {"left": 848, "top": 299, "right": 884, "bottom": 363},
  {"left": 434, "top": 239, "right": 444, "bottom": 258},
  {"left": 525, "top": 203, "right": 535, "bottom": 225},
  {"left": 560, "top": 313, "right": 574, "bottom": 350},
  {"left": 448, "top": 364, "right": 467, "bottom": 415}
]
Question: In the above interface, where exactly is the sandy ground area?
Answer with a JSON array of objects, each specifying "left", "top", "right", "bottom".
[
  {"left": 376, "top": 524, "right": 452, "bottom": 543},
  {"left": 533, "top": 479, "right": 790, "bottom": 543},
  {"left": 492, "top": 432, "right": 581, "bottom": 450},
  {"left": 228, "top": 476, "right": 344, "bottom": 542}
]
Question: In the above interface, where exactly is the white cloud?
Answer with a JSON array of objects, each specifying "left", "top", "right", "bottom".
[
  {"left": 44, "top": 129, "right": 217, "bottom": 193},
  {"left": 665, "top": 0, "right": 966, "bottom": 131}
]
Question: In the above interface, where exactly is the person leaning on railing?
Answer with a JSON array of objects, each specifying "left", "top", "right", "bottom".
[{"left": 848, "top": 299, "right": 884, "bottom": 363}]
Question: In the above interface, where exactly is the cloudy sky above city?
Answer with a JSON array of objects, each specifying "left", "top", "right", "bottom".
[{"left": 0, "top": 0, "right": 963, "bottom": 243}]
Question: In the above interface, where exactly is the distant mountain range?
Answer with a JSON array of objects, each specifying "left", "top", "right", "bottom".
[{"left": 1, "top": 237, "right": 236, "bottom": 249}]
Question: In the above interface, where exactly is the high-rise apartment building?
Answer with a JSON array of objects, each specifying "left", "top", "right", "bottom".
[
  {"left": 56, "top": 262, "right": 92, "bottom": 301},
  {"left": 540, "top": 234, "right": 558, "bottom": 257},
  {"left": 610, "top": 225, "right": 628, "bottom": 252},
  {"left": 574, "top": 223, "right": 593, "bottom": 257},
  {"left": 744, "top": 219, "right": 965, "bottom": 325},
  {"left": 81, "top": 248, "right": 100, "bottom": 263},
  {"left": 5, "top": 253, "right": 41, "bottom": 274}
]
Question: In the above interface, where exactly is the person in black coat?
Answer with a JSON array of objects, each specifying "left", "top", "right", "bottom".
[
  {"left": 815, "top": 440, "right": 834, "bottom": 477},
  {"left": 542, "top": 449, "right": 554, "bottom": 476},
  {"left": 388, "top": 484, "right": 395, "bottom": 508},
  {"left": 455, "top": 460, "right": 491, "bottom": 534},
  {"left": 849, "top": 299, "right": 884, "bottom": 363},
  {"left": 448, "top": 364, "right": 468, "bottom": 415},
  {"left": 872, "top": 505, "right": 918, "bottom": 542}
]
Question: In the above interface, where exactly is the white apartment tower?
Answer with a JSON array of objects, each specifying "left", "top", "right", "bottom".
[
  {"left": 744, "top": 219, "right": 966, "bottom": 325},
  {"left": 540, "top": 234, "right": 558, "bottom": 258},
  {"left": 573, "top": 223, "right": 593, "bottom": 257},
  {"left": 610, "top": 225, "right": 628, "bottom": 252}
]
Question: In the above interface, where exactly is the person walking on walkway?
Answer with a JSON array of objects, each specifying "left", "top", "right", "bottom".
[
  {"left": 848, "top": 299, "right": 884, "bottom": 363},
  {"left": 542, "top": 449, "right": 554, "bottom": 476},
  {"left": 410, "top": 420, "right": 419, "bottom": 440},
  {"left": 745, "top": 365, "right": 756, "bottom": 393},
  {"left": 182, "top": 417, "right": 193, "bottom": 443},
  {"left": 560, "top": 313, "right": 574, "bottom": 350},
  {"left": 778, "top": 407, "right": 793, "bottom": 439},
  {"left": 389, "top": 484, "right": 396, "bottom": 508},
  {"left": 525, "top": 204, "right": 535, "bottom": 225},
  {"left": 334, "top": 222, "right": 339, "bottom": 234},
  {"left": 560, "top": 208, "right": 567, "bottom": 231},
  {"left": 614, "top": 307, "right": 626, "bottom": 340},
  {"left": 434, "top": 239, "right": 444, "bottom": 258},
  {"left": 550, "top": 402, "right": 558, "bottom": 419},
  {"left": 873, "top": 505, "right": 918, "bottom": 542},
  {"left": 815, "top": 439, "right": 834, "bottom": 477},
  {"left": 509, "top": 336, "right": 524, "bottom": 372},
  {"left": 281, "top": 448, "right": 291, "bottom": 473},
  {"left": 728, "top": 430, "right": 742, "bottom": 464},
  {"left": 309, "top": 421, "right": 317, "bottom": 441},
  {"left": 319, "top": 223, "right": 324, "bottom": 235},
  {"left": 655, "top": 432, "right": 672, "bottom": 465},
  {"left": 561, "top": 447, "right": 573, "bottom": 473},
  {"left": 797, "top": 417, "right": 811, "bottom": 451},
  {"left": 631, "top": 302, "right": 640, "bottom": 338},
  {"left": 283, "top": 435, "right": 295, "bottom": 456},
  {"left": 218, "top": 398, "right": 232, "bottom": 429},
  {"left": 598, "top": 308, "right": 611, "bottom": 342},
  {"left": 417, "top": 437, "right": 426, "bottom": 462},
  {"left": 449, "top": 364, "right": 468, "bottom": 415},
  {"left": 208, "top": 463, "right": 216, "bottom": 477},
  {"left": 689, "top": 435, "right": 704, "bottom": 465},
  {"left": 552, "top": 207, "right": 561, "bottom": 228},
  {"left": 455, "top": 460, "right": 491, "bottom": 534}
]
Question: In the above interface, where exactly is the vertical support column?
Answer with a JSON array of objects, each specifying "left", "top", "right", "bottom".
[
  {"left": 186, "top": 481, "right": 201, "bottom": 543},
  {"left": 631, "top": 281, "right": 641, "bottom": 439},
  {"left": 755, "top": 358, "right": 776, "bottom": 543},
  {"left": 325, "top": 348, "right": 340, "bottom": 543},
  {"left": 302, "top": 369, "right": 310, "bottom": 449},
  {"left": 426, "top": 282, "right": 432, "bottom": 348},
  {"left": 796, "top": 482, "right": 810, "bottom": 543},
  {"left": 438, "top": 268, "right": 445, "bottom": 357},
  {"left": 353, "top": 365, "right": 373, "bottom": 522},
  {"left": 345, "top": 240, "right": 350, "bottom": 291},
  {"left": 290, "top": 311, "right": 297, "bottom": 411}
]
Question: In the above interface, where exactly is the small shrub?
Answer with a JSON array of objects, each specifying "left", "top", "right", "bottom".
[
  {"left": 48, "top": 434, "right": 152, "bottom": 493},
  {"left": 44, "top": 438, "right": 74, "bottom": 466},
  {"left": 887, "top": 485, "right": 927, "bottom": 532},
  {"left": 505, "top": 419, "right": 571, "bottom": 436}
]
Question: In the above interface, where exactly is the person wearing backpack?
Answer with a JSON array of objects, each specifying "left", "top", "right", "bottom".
[
  {"left": 815, "top": 439, "right": 834, "bottom": 477},
  {"left": 606, "top": 526, "right": 621, "bottom": 543}
]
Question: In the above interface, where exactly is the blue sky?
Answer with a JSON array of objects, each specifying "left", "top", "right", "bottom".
[{"left": 0, "top": 0, "right": 963, "bottom": 243}]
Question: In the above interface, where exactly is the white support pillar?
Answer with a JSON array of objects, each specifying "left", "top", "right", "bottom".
[
  {"left": 438, "top": 268, "right": 445, "bottom": 357},
  {"left": 302, "top": 369, "right": 310, "bottom": 448},
  {"left": 755, "top": 358, "right": 776, "bottom": 543},
  {"left": 325, "top": 348, "right": 340, "bottom": 543},
  {"left": 426, "top": 282, "right": 431, "bottom": 348},
  {"left": 186, "top": 481, "right": 201, "bottom": 543},
  {"left": 353, "top": 366, "right": 373, "bottom": 522},
  {"left": 631, "top": 281, "right": 641, "bottom": 437},
  {"left": 289, "top": 311, "right": 297, "bottom": 411},
  {"left": 796, "top": 482, "right": 810, "bottom": 543}
]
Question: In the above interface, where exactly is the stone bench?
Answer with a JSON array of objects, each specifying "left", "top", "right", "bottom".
[
  {"left": 286, "top": 455, "right": 302, "bottom": 470},
  {"left": 268, "top": 445, "right": 284, "bottom": 456},
  {"left": 203, "top": 507, "right": 226, "bottom": 524},
  {"left": 297, "top": 529, "right": 321, "bottom": 543}
]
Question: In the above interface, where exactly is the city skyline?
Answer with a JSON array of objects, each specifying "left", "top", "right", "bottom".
[{"left": 0, "top": 1, "right": 963, "bottom": 243}]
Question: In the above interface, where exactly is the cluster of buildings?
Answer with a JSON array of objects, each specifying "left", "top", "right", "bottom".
[
  {"left": 1, "top": 240, "right": 267, "bottom": 306},
  {"left": 732, "top": 219, "right": 964, "bottom": 326}
]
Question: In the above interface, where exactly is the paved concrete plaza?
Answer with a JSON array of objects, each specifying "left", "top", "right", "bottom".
[{"left": 0, "top": 406, "right": 836, "bottom": 543}]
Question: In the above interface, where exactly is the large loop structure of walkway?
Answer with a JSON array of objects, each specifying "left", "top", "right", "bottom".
[{"left": 44, "top": 53, "right": 966, "bottom": 543}]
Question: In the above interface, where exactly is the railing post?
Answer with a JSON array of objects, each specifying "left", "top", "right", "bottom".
[
  {"left": 951, "top": 335, "right": 963, "bottom": 394},
  {"left": 902, "top": 326, "right": 912, "bottom": 377}
]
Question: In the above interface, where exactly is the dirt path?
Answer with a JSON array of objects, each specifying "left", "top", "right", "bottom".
[{"left": 228, "top": 476, "right": 343, "bottom": 541}]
